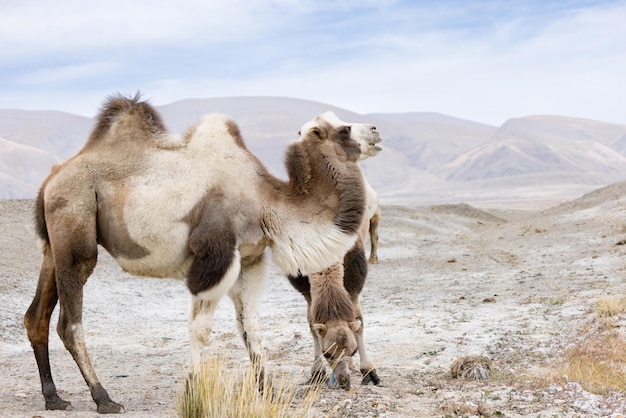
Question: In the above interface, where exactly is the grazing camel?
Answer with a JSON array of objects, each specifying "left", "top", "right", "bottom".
[
  {"left": 23, "top": 94, "right": 368, "bottom": 414},
  {"left": 288, "top": 225, "right": 381, "bottom": 389},
  {"left": 288, "top": 112, "right": 382, "bottom": 390}
]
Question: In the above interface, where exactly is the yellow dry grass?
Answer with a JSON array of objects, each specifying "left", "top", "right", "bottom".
[
  {"left": 562, "top": 331, "right": 626, "bottom": 394},
  {"left": 557, "top": 296, "right": 626, "bottom": 394},
  {"left": 596, "top": 296, "right": 626, "bottom": 319},
  {"left": 177, "top": 357, "right": 321, "bottom": 418}
]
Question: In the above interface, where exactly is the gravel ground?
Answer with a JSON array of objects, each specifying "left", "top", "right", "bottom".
[{"left": 2, "top": 182, "right": 626, "bottom": 417}]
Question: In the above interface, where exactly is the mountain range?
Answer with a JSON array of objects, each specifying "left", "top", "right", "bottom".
[{"left": 2, "top": 96, "right": 626, "bottom": 208}]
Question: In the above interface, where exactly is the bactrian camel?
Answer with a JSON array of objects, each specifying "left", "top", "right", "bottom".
[
  {"left": 23, "top": 94, "right": 368, "bottom": 414},
  {"left": 351, "top": 118, "right": 382, "bottom": 264},
  {"left": 289, "top": 112, "right": 382, "bottom": 390},
  {"left": 302, "top": 112, "right": 382, "bottom": 263}
]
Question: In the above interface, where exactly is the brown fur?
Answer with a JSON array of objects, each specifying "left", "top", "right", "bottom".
[{"left": 310, "top": 263, "right": 356, "bottom": 324}]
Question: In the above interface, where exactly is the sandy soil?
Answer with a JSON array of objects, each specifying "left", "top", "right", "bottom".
[{"left": 2, "top": 183, "right": 626, "bottom": 417}]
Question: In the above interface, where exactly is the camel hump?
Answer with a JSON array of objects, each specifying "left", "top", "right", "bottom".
[{"left": 86, "top": 92, "right": 167, "bottom": 146}]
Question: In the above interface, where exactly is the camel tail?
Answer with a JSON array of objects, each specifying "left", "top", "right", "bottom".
[{"left": 34, "top": 185, "right": 49, "bottom": 244}]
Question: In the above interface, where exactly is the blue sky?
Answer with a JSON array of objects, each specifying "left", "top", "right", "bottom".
[{"left": 1, "top": 0, "right": 625, "bottom": 125}]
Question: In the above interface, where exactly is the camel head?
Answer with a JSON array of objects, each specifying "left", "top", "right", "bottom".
[
  {"left": 313, "top": 319, "right": 361, "bottom": 390},
  {"left": 300, "top": 111, "right": 383, "bottom": 161}
]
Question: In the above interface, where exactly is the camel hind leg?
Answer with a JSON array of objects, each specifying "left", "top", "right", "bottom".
[
  {"left": 46, "top": 195, "right": 123, "bottom": 414},
  {"left": 24, "top": 244, "right": 70, "bottom": 411},
  {"left": 368, "top": 207, "right": 380, "bottom": 264}
]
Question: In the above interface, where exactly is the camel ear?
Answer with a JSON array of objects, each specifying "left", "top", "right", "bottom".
[
  {"left": 348, "top": 320, "right": 362, "bottom": 332},
  {"left": 313, "top": 323, "right": 327, "bottom": 337},
  {"left": 309, "top": 127, "right": 325, "bottom": 141}
]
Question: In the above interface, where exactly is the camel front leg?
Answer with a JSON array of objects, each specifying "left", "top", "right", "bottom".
[
  {"left": 188, "top": 249, "right": 242, "bottom": 368},
  {"left": 287, "top": 273, "right": 329, "bottom": 384},
  {"left": 228, "top": 255, "right": 267, "bottom": 387},
  {"left": 353, "top": 303, "right": 381, "bottom": 386},
  {"left": 309, "top": 321, "right": 328, "bottom": 384}
]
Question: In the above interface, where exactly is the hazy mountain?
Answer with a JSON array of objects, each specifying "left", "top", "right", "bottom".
[
  {"left": 0, "top": 137, "right": 58, "bottom": 199},
  {"left": 1, "top": 97, "right": 626, "bottom": 206},
  {"left": 0, "top": 110, "right": 93, "bottom": 158},
  {"left": 439, "top": 115, "right": 626, "bottom": 183}
]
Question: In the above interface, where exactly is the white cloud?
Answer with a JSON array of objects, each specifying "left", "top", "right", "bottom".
[{"left": 1, "top": 1, "right": 626, "bottom": 125}]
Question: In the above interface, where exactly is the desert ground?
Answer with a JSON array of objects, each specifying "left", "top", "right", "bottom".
[{"left": 2, "top": 183, "right": 626, "bottom": 417}]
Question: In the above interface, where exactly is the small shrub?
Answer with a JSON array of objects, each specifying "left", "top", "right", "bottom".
[{"left": 450, "top": 356, "right": 491, "bottom": 380}]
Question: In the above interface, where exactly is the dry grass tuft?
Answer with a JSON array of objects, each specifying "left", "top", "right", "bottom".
[
  {"left": 450, "top": 355, "right": 491, "bottom": 380},
  {"left": 596, "top": 296, "right": 626, "bottom": 319},
  {"left": 177, "top": 357, "right": 320, "bottom": 418},
  {"left": 562, "top": 331, "right": 626, "bottom": 394}
]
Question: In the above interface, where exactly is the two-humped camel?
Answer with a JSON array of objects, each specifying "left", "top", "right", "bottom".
[
  {"left": 351, "top": 115, "right": 383, "bottom": 264},
  {"left": 288, "top": 112, "right": 382, "bottom": 389},
  {"left": 23, "top": 94, "right": 369, "bottom": 414}
]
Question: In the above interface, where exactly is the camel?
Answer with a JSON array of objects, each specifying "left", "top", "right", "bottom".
[
  {"left": 300, "top": 112, "right": 382, "bottom": 263},
  {"left": 288, "top": 112, "right": 382, "bottom": 390},
  {"left": 23, "top": 94, "right": 370, "bottom": 414},
  {"left": 351, "top": 117, "right": 383, "bottom": 264},
  {"left": 288, "top": 223, "right": 381, "bottom": 390}
]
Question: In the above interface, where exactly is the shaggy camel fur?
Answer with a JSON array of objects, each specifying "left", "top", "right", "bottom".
[
  {"left": 302, "top": 112, "right": 383, "bottom": 263},
  {"left": 289, "top": 112, "right": 382, "bottom": 389},
  {"left": 23, "top": 94, "right": 367, "bottom": 414}
]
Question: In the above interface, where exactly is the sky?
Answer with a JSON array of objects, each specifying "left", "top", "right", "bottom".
[{"left": 1, "top": 0, "right": 625, "bottom": 126}]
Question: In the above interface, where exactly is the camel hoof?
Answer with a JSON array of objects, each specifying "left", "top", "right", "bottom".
[
  {"left": 361, "top": 368, "right": 381, "bottom": 386},
  {"left": 45, "top": 395, "right": 71, "bottom": 411},
  {"left": 96, "top": 400, "right": 124, "bottom": 414},
  {"left": 368, "top": 256, "right": 378, "bottom": 264}
]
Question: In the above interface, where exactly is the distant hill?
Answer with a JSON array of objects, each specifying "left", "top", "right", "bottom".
[
  {"left": 438, "top": 115, "right": 626, "bottom": 183},
  {"left": 1, "top": 96, "right": 626, "bottom": 207}
]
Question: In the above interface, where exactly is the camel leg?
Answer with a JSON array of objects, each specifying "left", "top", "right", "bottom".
[
  {"left": 186, "top": 202, "right": 242, "bottom": 367},
  {"left": 228, "top": 254, "right": 267, "bottom": 386},
  {"left": 287, "top": 274, "right": 328, "bottom": 384},
  {"left": 188, "top": 250, "right": 241, "bottom": 367},
  {"left": 24, "top": 244, "right": 70, "bottom": 411},
  {"left": 353, "top": 303, "right": 381, "bottom": 385},
  {"left": 309, "top": 320, "right": 329, "bottom": 384},
  {"left": 342, "top": 245, "right": 380, "bottom": 385},
  {"left": 47, "top": 198, "right": 123, "bottom": 414},
  {"left": 368, "top": 207, "right": 380, "bottom": 264}
]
